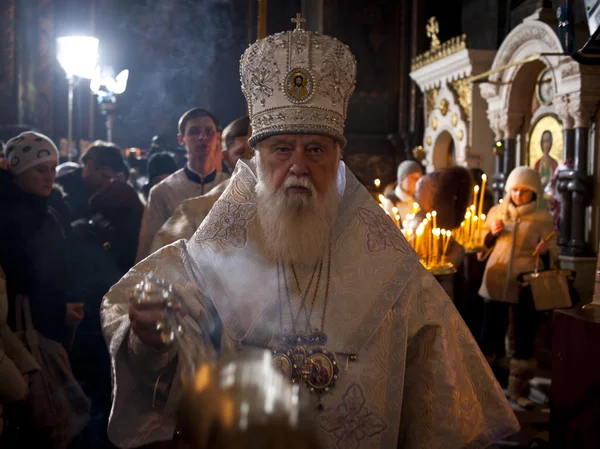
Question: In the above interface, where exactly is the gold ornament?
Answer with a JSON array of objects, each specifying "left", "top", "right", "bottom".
[
  {"left": 425, "top": 88, "right": 439, "bottom": 118},
  {"left": 426, "top": 17, "right": 441, "bottom": 50},
  {"left": 450, "top": 78, "right": 472, "bottom": 123},
  {"left": 411, "top": 34, "right": 467, "bottom": 71},
  {"left": 439, "top": 99, "right": 449, "bottom": 116}
]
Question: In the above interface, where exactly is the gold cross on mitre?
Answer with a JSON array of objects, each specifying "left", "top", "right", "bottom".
[
  {"left": 426, "top": 16, "right": 441, "bottom": 50},
  {"left": 292, "top": 12, "right": 306, "bottom": 30}
]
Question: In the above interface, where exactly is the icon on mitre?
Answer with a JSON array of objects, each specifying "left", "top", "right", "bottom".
[{"left": 286, "top": 70, "right": 311, "bottom": 102}]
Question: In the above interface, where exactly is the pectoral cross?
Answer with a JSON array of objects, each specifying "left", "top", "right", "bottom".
[
  {"left": 292, "top": 13, "right": 306, "bottom": 30},
  {"left": 426, "top": 16, "right": 441, "bottom": 50}
]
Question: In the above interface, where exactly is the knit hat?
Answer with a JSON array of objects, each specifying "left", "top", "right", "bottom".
[
  {"left": 4, "top": 132, "right": 59, "bottom": 175},
  {"left": 396, "top": 160, "right": 422, "bottom": 183},
  {"left": 504, "top": 166, "right": 541, "bottom": 195}
]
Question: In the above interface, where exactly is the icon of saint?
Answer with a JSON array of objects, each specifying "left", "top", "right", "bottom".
[
  {"left": 534, "top": 130, "right": 559, "bottom": 209},
  {"left": 289, "top": 74, "right": 308, "bottom": 100}
]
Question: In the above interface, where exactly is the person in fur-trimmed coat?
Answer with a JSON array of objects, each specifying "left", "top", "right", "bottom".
[{"left": 478, "top": 166, "right": 558, "bottom": 409}]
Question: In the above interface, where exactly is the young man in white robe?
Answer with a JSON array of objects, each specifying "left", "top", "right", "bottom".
[
  {"left": 149, "top": 116, "right": 250, "bottom": 253},
  {"left": 102, "top": 22, "right": 519, "bottom": 449},
  {"left": 135, "top": 108, "right": 230, "bottom": 261}
]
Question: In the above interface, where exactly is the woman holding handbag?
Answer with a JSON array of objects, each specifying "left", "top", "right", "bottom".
[
  {"left": 0, "top": 132, "right": 89, "bottom": 448},
  {"left": 478, "top": 166, "right": 559, "bottom": 409}
]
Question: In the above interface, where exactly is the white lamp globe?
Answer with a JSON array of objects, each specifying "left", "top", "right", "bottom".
[{"left": 56, "top": 36, "right": 99, "bottom": 79}]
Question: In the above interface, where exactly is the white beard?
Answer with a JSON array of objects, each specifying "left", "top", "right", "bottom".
[{"left": 255, "top": 155, "right": 339, "bottom": 267}]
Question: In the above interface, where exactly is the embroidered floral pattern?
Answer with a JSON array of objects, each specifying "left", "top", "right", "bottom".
[
  {"left": 241, "top": 37, "right": 280, "bottom": 107},
  {"left": 357, "top": 207, "right": 410, "bottom": 254},
  {"left": 291, "top": 32, "right": 309, "bottom": 63},
  {"left": 195, "top": 200, "right": 256, "bottom": 249},
  {"left": 316, "top": 39, "right": 356, "bottom": 107},
  {"left": 314, "top": 383, "right": 387, "bottom": 449}
]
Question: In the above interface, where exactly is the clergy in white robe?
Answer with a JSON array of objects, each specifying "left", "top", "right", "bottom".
[
  {"left": 136, "top": 109, "right": 230, "bottom": 261},
  {"left": 149, "top": 179, "right": 229, "bottom": 253},
  {"left": 149, "top": 116, "right": 250, "bottom": 253},
  {"left": 102, "top": 23, "right": 518, "bottom": 449}
]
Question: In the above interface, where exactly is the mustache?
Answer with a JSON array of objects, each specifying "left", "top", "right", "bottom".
[{"left": 282, "top": 176, "right": 316, "bottom": 195}]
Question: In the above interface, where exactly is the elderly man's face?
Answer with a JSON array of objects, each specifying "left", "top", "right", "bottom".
[
  {"left": 256, "top": 134, "right": 340, "bottom": 199},
  {"left": 255, "top": 134, "right": 341, "bottom": 266}
]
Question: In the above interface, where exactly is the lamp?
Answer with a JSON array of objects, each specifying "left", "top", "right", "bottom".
[
  {"left": 56, "top": 36, "right": 99, "bottom": 161},
  {"left": 90, "top": 66, "right": 129, "bottom": 142}
]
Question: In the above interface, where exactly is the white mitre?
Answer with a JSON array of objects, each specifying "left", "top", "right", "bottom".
[{"left": 240, "top": 19, "right": 357, "bottom": 148}]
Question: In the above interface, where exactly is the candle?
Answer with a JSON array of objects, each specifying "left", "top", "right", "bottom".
[
  {"left": 442, "top": 230, "right": 452, "bottom": 263},
  {"left": 374, "top": 178, "right": 381, "bottom": 188},
  {"left": 478, "top": 175, "right": 487, "bottom": 220},
  {"left": 472, "top": 185, "right": 479, "bottom": 218},
  {"left": 465, "top": 211, "right": 471, "bottom": 245},
  {"left": 432, "top": 211, "right": 437, "bottom": 231},
  {"left": 427, "top": 222, "right": 432, "bottom": 268},
  {"left": 413, "top": 202, "right": 419, "bottom": 215},
  {"left": 416, "top": 225, "right": 424, "bottom": 256}
]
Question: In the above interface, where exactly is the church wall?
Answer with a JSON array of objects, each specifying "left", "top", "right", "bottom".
[
  {"left": 323, "top": 0, "right": 412, "bottom": 187},
  {"left": 461, "top": 0, "right": 502, "bottom": 49},
  {"left": 471, "top": 85, "right": 496, "bottom": 176}
]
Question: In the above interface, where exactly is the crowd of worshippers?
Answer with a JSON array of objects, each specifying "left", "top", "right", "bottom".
[{"left": 0, "top": 111, "right": 248, "bottom": 449}]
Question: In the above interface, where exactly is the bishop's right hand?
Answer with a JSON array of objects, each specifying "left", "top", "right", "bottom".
[
  {"left": 129, "top": 296, "right": 168, "bottom": 350},
  {"left": 129, "top": 275, "right": 178, "bottom": 350}
]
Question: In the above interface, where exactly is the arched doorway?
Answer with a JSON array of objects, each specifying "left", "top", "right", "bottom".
[{"left": 432, "top": 130, "right": 456, "bottom": 169}]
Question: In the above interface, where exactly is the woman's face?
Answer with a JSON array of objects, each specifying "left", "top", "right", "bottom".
[
  {"left": 14, "top": 160, "right": 57, "bottom": 197},
  {"left": 510, "top": 188, "right": 534, "bottom": 206}
]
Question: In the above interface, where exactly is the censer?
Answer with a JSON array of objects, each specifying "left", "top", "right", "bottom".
[{"left": 134, "top": 275, "right": 323, "bottom": 449}]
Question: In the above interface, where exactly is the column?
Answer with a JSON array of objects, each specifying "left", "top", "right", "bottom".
[
  {"left": 556, "top": 97, "right": 574, "bottom": 249},
  {"left": 567, "top": 97, "right": 593, "bottom": 256},
  {"left": 409, "top": 0, "right": 425, "bottom": 146},
  {"left": 502, "top": 112, "right": 522, "bottom": 175},
  {"left": 492, "top": 145, "right": 505, "bottom": 204},
  {"left": 301, "top": 0, "right": 323, "bottom": 33},
  {"left": 503, "top": 138, "right": 516, "bottom": 175},
  {"left": 0, "top": 0, "right": 17, "bottom": 125},
  {"left": 570, "top": 127, "right": 589, "bottom": 255},
  {"left": 564, "top": 128, "right": 575, "bottom": 160},
  {"left": 15, "top": 0, "right": 38, "bottom": 126}
]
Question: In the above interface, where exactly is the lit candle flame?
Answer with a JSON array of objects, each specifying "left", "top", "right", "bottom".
[{"left": 374, "top": 178, "right": 381, "bottom": 188}]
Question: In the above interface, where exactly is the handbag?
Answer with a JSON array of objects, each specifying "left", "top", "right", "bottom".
[
  {"left": 519, "top": 257, "right": 574, "bottom": 311},
  {"left": 14, "top": 294, "right": 91, "bottom": 449}
]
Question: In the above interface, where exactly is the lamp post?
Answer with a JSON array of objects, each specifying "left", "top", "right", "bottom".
[
  {"left": 90, "top": 66, "right": 129, "bottom": 142},
  {"left": 56, "top": 36, "right": 99, "bottom": 161}
]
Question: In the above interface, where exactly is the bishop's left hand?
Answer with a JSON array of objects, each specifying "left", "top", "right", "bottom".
[{"left": 535, "top": 239, "right": 548, "bottom": 255}]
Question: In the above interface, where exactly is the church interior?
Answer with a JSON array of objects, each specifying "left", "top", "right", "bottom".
[{"left": 1, "top": 0, "right": 600, "bottom": 448}]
